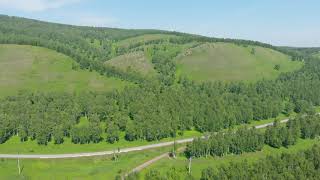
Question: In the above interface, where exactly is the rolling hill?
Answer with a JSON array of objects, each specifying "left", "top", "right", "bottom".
[
  {"left": 0, "top": 44, "right": 129, "bottom": 96},
  {"left": 105, "top": 51, "right": 156, "bottom": 76},
  {"left": 176, "top": 43, "right": 303, "bottom": 81}
]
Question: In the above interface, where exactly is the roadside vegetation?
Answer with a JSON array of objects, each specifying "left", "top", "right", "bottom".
[
  {"left": 0, "top": 145, "right": 176, "bottom": 179},
  {"left": 141, "top": 140, "right": 320, "bottom": 179},
  {"left": 138, "top": 113, "right": 320, "bottom": 179}
]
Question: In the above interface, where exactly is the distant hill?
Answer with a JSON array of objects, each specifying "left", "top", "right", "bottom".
[
  {"left": 0, "top": 15, "right": 306, "bottom": 84},
  {"left": 176, "top": 43, "right": 303, "bottom": 81},
  {"left": 0, "top": 44, "right": 128, "bottom": 97}
]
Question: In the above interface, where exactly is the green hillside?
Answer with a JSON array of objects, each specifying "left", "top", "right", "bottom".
[
  {"left": 105, "top": 51, "right": 156, "bottom": 76},
  {"left": 0, "top": 44, "right": 128, "bottom": 96},
  {"left": 176, "top": 43, "right": 303, "bottom": 81},
  {"left": 116, "top": 34, "right": 178, "bottom": 49}
]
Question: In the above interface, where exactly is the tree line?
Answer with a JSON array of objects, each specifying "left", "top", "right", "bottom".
[{"left": 185, "top": 114, "right": 320, "bottom": 158}]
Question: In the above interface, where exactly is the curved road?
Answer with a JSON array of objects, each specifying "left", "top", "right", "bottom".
[{"left": 0, "top": 118, "right": 290, "bottom": 159}]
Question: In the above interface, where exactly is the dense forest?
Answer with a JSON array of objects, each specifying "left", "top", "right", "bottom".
[
  {"left": 199, "top": 145, "right": 320, "bottom": 180},
  {"left": 0, "top": 15, "right": 320, "bottom": 146}
]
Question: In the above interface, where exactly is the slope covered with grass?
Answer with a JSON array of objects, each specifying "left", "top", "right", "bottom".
[
  {"left": 176, "top": 43, "right": 303, "bottom": 82},
  {"left": 116, "top": 34, "right": 178, "bottom": 49},
  {"left": 0, "top": 44, "right": 129, "bottom": 96},
  {"left": 105, "top": 51, "right": 156, "bottom": 76}
]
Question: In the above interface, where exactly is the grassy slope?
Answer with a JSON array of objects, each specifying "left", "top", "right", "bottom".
[
  {"left": 176, "top": 43, "right": 303, "bottom": 82},
  {"left": 105, "top": 51, "right": 156, "bottom": 76},
  {"left": 116, "top": 34, "right": 178, "bottom": 48},
  {"left": 0, "top": 146, "right": 175, "bottom": 180},
  {"left": 140, "top": 139, "right": 320, "bottom": 179},
  {"left": 0, "top": 44, "right": 129, "bottom": 97}
]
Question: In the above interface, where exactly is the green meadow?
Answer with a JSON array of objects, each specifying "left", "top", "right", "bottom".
[
  {"left": 0, "top": 44, "right": 129, "bottom": 97},
  {"left": 176, "top": 43, "right": 303, "bottom": 82}
]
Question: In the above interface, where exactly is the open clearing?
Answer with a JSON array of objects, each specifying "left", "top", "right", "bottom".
[
  {"left": 176, "top": 43, "right": 303, "bottom": 82},
  {"left": 116, "top": 34, "right": 178, "bottom": 49},
  {"left": 105, "top": 51, "right": 156, "bottom": 76},
  {"left": 0, "top": 44, "right": 129, "bottom": 96}
]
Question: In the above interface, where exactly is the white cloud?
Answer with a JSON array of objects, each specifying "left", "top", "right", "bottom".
[{"left": 0, "top": 0, "right": 81, "bottom": 12}]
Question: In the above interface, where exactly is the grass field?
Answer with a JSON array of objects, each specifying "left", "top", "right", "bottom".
[
  {"left": 105, "top": 51, "right": 156, "bottom": 76},
  {"left": 0, "top": 44, "right": 129, "bottom": 97},
  {"left": 176, "top": 43, "right": 303, "bottom": 82},
  {"left": 116, "top": 34, "right": 178, "bottom": 49},
  {"left": 0, "top": 145, "right": 175, "bottom": 180},
  {"left": 140, "top": 138, "right": 320, "bottom": 179}
]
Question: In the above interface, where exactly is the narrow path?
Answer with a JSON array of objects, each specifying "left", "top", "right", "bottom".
[
  {"left": 0, "top": 117, "right": 291, "bottom": 159},
  {"left": 127, "top": 147, "right": 186, "bottom": 176}
]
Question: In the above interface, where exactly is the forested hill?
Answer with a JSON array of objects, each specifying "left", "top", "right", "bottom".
[
  {"left": 0, "top": 15, "right": 320, "bottom": 146},
  {"left": 0, "top": 14, "right": 304, "bottom": 80}
]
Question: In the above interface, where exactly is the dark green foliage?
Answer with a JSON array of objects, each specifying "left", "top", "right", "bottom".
[
  {"left": 200, "top": 167, "right": 215, "bottom": 180},
  {"left": 185, "top": 127, "right": 264, "bottom": 158},
  {"left": 145, "top": 169, "right": 165, "bottom": 180},
  {"left": 186, "top": 114, "right": 320, "bottom": 159},
  {"left": 200, "top": 145, "right": 320, "bottom": 180},
  {"left": 251, "top": 48, "right": 255, "bottom": 55},
  {"left": 106, "top": 122, "right": 120, "bottom": 144}
]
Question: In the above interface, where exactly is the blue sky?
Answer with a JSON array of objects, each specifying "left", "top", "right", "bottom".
[{"left": 0, "top": 0, "right": 319, "bottom": 47}]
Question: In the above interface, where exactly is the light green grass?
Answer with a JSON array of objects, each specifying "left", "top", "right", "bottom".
[
  {"left": 105, "top": 51, "right": 156, "bottom": 76},
  {"left": 0, "top": 146, "right": 175, "bottom": 180},
  {"left": 0, "top": 44, "right": 129, "bottom": 97},
  {"left": 0, "top": 130, "right": 201, "bottom": 154},
  {"left": 176, "top": 43, "right": 303, "bottom": 82},
  {"left": 116, "top": 34, "right": 178, "bottom": 49},
  {"left": 140, "top": 138, "right": 320, "bottom": 179}
]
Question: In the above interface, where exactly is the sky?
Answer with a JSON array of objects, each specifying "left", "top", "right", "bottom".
[{"left": 0, "top": 0, "right": 319, "bottom": 47}]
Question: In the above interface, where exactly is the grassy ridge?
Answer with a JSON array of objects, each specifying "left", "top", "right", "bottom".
[
  {"left": 0, "top": 44, "right": 129, "bottom": 97},
  {"left": 176, "top": 43, "right": 303, "bottom": 82},
  {"left": 116, "top": 34, "right": 178, "bottom": 49}
]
